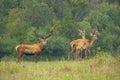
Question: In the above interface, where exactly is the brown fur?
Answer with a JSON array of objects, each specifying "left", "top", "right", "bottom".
[
  {"left": 16, "top": 42, "right": 46, "bottom": 63},
  {"left": 68, "top": 30, "right": 86, "bottom": 60},
  {"left": 68, "top": 30, "right": 100, "bottom": 60},
  {"left": 16, "top": 43, "right": 45, "bottom": 54},
  {"left": 16, "top": 28, "right": 53, "bottom": 63}
]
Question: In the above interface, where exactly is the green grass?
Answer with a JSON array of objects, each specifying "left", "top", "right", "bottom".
[{"left": 0, "top": 53, "right": 120, "bottom": 80}]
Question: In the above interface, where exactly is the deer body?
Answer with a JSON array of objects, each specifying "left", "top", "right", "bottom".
[
  {"left": 16, "top": 28, "right": 53, "bottom": 63},
  {"left": 84, "top": 31, "right": 99, "bottom": 58},
  {"left": 68, "top": 30, "right": 86, "bottom": 60},
  {"left": 68, "top": 30, "right": 99, "bottom": 60},
  {"left": 16, "top": 43, "right": 45, "bottom": 54},
  {"left": 16, "top": 40, "right": 47, "bottom": 63}
]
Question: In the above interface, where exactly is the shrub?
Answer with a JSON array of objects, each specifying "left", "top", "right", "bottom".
[{"left": 47, "top": 36, "right": 70, "bottom": 56}]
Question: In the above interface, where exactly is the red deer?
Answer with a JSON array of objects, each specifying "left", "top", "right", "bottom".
[
  {"left": 16, "top": 28, "right": 53, "bottom": 63},
  {"left": 84, "top": 30, "right": 100, "bottom": 59},
  {"left": 68, "top": 30, "right": 100, "bottom": 60},
  {"left": 68, "top": 30, "right": 86, "bottom": 60}
]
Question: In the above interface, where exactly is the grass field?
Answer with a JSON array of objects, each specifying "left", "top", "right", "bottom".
[{"left": 0, "top": 53, "right": 120, "bottom": 80}]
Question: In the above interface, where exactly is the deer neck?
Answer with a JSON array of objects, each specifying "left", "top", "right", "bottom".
[
  {"left": 82, "top": 35, "right": 86, "bottom": 48},
  {"left": 89, "top": 36, "right": 96, "bottom": 47},
  {"left": 40, "top": 42, "right": 46, "bottom": 51},
  {"left": 41, "top": 42, "right": 47, "bottom": 46},
  {"left": 82, "top": 35, "right": 86, "bottom": 41}
]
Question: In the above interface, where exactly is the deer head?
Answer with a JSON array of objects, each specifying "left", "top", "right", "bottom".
[
  {"left": 34, "top": 27, "right": 54, "bottom": 45},
  {"left": 16, "top": 27, "right": 54, "bottom": 63},
  {"left": 90, "top": 30, "right": 100, "bottom": 40},
  {"left": 79, "top": 29, "right": 85, "bottom": 37}
]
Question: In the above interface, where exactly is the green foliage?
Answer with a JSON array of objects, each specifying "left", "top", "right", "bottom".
[
  {"left": 76, "top": 21, "right": 92, "bottom": 37},
  {"left": 20, "top": 0, "right": 53, "bottom": 27},
  {"left": 85, "top": 3, "right": 120, "bottom": 53},
  {"left": 70, "top": 0, "right": 90, "bottom": 5},
  {"left": 0, "top": 38, "right": 18, "bottom": 57},
  {"left": 48, "top": 36, "right": 70, "bottom": 55},
  {"left": 0, "top": 0, "right": 120, "bottom": 59}
]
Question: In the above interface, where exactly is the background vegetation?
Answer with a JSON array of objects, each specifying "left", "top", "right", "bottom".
[
  {"left": 0, "top": 0, "right": 120, "bottom": 80},
  {"left": 0, "top": 0, "right": 120, "bottom": 60}
]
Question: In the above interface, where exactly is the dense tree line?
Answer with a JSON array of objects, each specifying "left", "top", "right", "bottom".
[{"left": 0, "top": 0, "right": 120, "bottom": 59}]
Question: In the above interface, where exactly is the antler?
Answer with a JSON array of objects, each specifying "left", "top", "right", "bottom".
[
  {"left": 34, "top": 28, "right": 44, "bottom": 38},
  {"left": 45, "top": 27, "right": 54, "bottom": 38},
  {"left": 92, "top": 29, "right": 95, "bottom": 33}
]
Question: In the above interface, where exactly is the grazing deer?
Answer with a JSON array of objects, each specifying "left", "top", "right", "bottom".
[
  {"left": 16, "top": 28, "right": 53, "bottom": 63},
  {"left": 68, "top": 30, "right": 86, "bottom": 60}
]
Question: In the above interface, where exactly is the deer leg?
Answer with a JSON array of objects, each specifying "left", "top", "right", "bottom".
[
  {"left": 87, "top": 49, "right": 90, "bottom": 59},
  {"left": 34, "top": 54, "right": 38, "bottom": 63},
  {"left": 85, "top": 48, "right": 90, "bottom": 59},
  {"left": 16, "top": 53, "right": 23, "bottom": 63},
  {"left": 73, "top": 48, "right": 77, "bottom": 61},
  {"left": 85, "top": 49, "right": 88, "bottom": 59},
  {"left": 70, "top": 51, "right": 74, "bottom": 61},
  {"left": 79, "top": 49, "right": 83, "bottom": 60},
  {"left": 71, "top": 45, "right": 77, "bottom": 61},
  {"left": 68, "top": 47, "right": 76, "bottom": 60},
  {"left": 78, "top": 49, "right": 82, "bottom": 61},
  {"left": 76, "top": 49, "right": 80, "bottom": 60},
  {"left": 68, "top": 51, "right": 72, "bottom": 60},
  {"left": 71, "top": 50, "right": 75, "bottom": 60},
  {"left": 68, "top": 52, "right": 71, "bottom": 61}
]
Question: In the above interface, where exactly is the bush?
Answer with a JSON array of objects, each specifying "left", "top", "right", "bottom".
[
  {"left": 47, "top": 36, "right": 70, "bottom": 56},
  {"left": 0, "top": 38, "right": 18, "bottom": 58}
]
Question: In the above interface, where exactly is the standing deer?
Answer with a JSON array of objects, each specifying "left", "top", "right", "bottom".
[
  {"left": 84, "top": 30, "right": 100, "bottom": 59},
  {"left": 68, "top": 29, "right": 100, "bottom": 60},
  {"left": 16, "top": 28, "right": 53, "bottom": 63},
  {"left": 68, "top": 30, "right": 86, "bottom": 60}
]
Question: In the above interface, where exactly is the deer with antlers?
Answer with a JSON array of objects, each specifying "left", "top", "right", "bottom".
[
  {"left": 68, "top": 29, "right": 100, "bottom": 60},
  {"left": 16, "top": 28, "right": 53, "bottom": 63}
]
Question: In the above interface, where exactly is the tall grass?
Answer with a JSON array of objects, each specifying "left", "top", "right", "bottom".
[{"left": 0, "top": 52, "right": 120, "bottom": 80}]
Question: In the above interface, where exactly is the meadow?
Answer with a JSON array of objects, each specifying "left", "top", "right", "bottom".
[{"left": 0, "top": 53, "right": 120, "bottom": 80}]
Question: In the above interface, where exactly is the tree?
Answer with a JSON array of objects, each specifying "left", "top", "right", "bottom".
[{"left": 85, "top": 3, "right": 120, "bottom": 53}]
